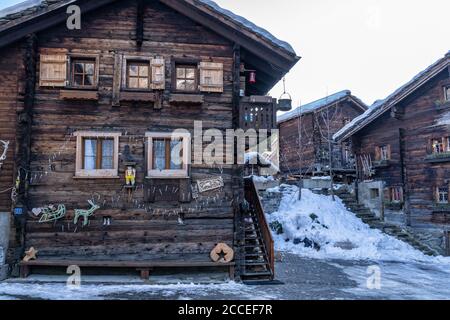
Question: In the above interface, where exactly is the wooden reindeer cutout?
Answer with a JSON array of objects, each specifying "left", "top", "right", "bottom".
[{"left": 74, "top": 200, "right": 100, "bottom": 227}]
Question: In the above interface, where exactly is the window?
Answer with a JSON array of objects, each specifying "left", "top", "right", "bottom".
[
  {"left": 146, "top": 132, "right": 191, "bottom": 178},
  {"left": 431, "top": 137, "right": 450, "bottom": 154},
  {"left": 370, "top": 188, "right": 380, "bottom": 199},
  {"left": 71, "top": 58, "right": 96, "bottom": 87},
  {"left": 75, "top": 132, "right": 121, "bottom": 178},
  {"left": 380, "top": 145, "right": 390, "bottom": 161},
  {"left": 127, "top": 61, "right": 151, "bottom": 89},
  {"left": 445, "top": 86, "right": 450, "bottom": 102},
  {"left": 175, "top": 64, "right": 197, "bottom": 92},
  {"left": 437, "top": 187, "right": 449, "bottom": 204},
  {"left": 390, "top": 187, "right": 403, "bottom": 203}
]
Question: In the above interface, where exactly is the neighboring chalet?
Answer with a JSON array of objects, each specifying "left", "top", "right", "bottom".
[
  {"left": 278, "top": 90, "right": 367, "bottom": 180},
  {"left": 0, "top": 0, "right": 299, "bottom": 281},
  {"left": 334, "top": 52, "right": 450, "bottom": 255}
]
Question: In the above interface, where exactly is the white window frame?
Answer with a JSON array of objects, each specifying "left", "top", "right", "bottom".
[
  {"left": 74, "top": 131, "right": 121, "bottom": 179},
  {"left": 146, "top": 132, "right": 191, "bottom": 179},
  {"left": 445, "top": 86, "right": 450, "bottom": 102},
  {"left": 380, "top": 145, "right": 389, "bottom": 161},
  {"left": 437, "top": 187, "right": 449, "bottom": 204}
]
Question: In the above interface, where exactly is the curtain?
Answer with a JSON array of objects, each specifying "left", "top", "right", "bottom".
[
  {"left": 101, "top": 139, "right": 114, "bottom": 169},
  {"left": 84, "top": 139, "right": 97, "bottom": 170}
]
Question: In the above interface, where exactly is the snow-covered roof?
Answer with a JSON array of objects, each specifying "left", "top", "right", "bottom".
[
  {"left": 334, "top": 51, "right": 450, "bottom": 142},
  {"left": 277, "top": 90, "right": 367, "bottom": 124},
  {"left": 196, "top": 0, "right": 295, "bottom": 54},
  {"left": 0, "top": 0, "right": 43, "bottom": 19}
]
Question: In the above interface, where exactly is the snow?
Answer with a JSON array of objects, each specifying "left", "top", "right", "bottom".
[
  {"left": 245, "top": 152, "right": 280, "bottom": 173},
  {"left": 0, "top": 0, "right": 43, "bottom": 19},
  {"left": 251, "top": 175, "right": 275, "bottom": 183},
  {"left": 0, "top": 280, "right": 276, "bottom": 300},
  {"left": 265, "top": 185, "right": 450, "bottom": 264},
  {"left": 334, "top": 51, "right": 450, "bottom": 141},
  {"left": 278, "top": 90, "right": 354, "bottom": 124},
  {"left": 197, "top": 0, "right": 296, "bottom": 54}
]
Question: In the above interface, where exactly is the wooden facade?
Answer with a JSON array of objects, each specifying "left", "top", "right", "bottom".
[
  {"left": 278, "top": 91, "right": 366, "bottom": 177},
  {"left": 0, "top": 0, "right": 299, "bottom": 278},
  {"left": 335, "top": 52, "right": 450, "bottom": 255}
]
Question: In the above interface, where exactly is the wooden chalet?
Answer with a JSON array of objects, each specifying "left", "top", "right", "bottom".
[
  {"left": 0, "top": 0, "right": 299, "bottom": 281},
  {"left": 334, "top": 52, "right": 450, "bottom": 255},
  {"left": 278, "top": 90, "right": 367, "bottom": 179}
]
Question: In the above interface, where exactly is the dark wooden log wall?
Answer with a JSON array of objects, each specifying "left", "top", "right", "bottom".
[
  {"left": 0, "top": 43, "right": 26, "bottom": 264},
  {"left": 279, "top": 101, "right": 364, "bottom": 175},
  {"left": 353, "top": 69, "right": 450, "bottom": 232},
  {"left": 18, "top": 0, "right": 241, "bottom": 262}
]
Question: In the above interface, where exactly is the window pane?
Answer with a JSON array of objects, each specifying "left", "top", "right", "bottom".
[
  {"left": 170, "top": 139, "right": 183, "bottom": 170},
  {"left": 153, "top": 139, "right": 166, "bottom": 170},
  {"left": 101, "top": 139, "right": 114, "bottom": 169},
  {"left": 74, "top": 75, "right": 84, "bottom": 86},
  {"left": 128, "top": 78, "right": 138, "bottom": 89},
  {"left": 185, "top": 80, "right": 196, "bottom": 91},
  {"left": 176, "top": 67, "right": 186, "bottom": 79},
  {"left": 139, "top": 65, "right": 149, "bottom": 77},
  {"left": 129, "top": 65, "right": 139, "bottom": 77},
  {"left": 74, "top": 62, "right": 84, "bottom": 73},
  {"left": 85, "top": 63, "right": 95, "bottom": 75},
  {"left": 185, "top": 68, "right": 195, "bottom": 79},
  {"left": 85, "top": 75, "right": 94, "bottom": 86},
  {"left": 139, "top": 78, "right": 149, "bottom": 89},
  {"left": 176, "top": 79, "right": 186, "bottom": 90},
  {"left": 84, "top": 139, "right": 97, "bottom": 170},
  {"left": 446, "top": 87, "right": 450, "bottom": 101}
]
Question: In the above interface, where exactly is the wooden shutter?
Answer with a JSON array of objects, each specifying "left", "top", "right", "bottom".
[
  {"left": 151, "top": 57, "right": 165, "bottom": 90},
  {"left": 112, "top": 53, "right": 123, "bottom": 107},
  {"left": 199, "top": 62, "right": 223, "bottom": 93},
  {"left": 39, "top": 48, "right": 67, "bottom": 87},
  {"left": 387, "top": 144, "right": 392, "bottom": 160}
]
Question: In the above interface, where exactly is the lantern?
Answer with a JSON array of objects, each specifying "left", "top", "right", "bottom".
[{"left": 249, "top": 70, "right": 256, "bottom": 84}]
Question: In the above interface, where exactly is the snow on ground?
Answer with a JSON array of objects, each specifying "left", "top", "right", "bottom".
[
  {"left": 0, "top": 281, "right": 276, "bottom": 300},
  {"left": 265, "top": 185, "right": 450, "bottom": 264}
]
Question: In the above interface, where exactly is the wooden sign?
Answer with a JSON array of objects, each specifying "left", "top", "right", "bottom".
[{"left": 197, "top": 177, "right": 224, "bottom": 193}]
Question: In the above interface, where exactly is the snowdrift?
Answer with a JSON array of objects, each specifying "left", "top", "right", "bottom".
[{"left": 265, "top": 185, "right": 450, "bottom": 263}]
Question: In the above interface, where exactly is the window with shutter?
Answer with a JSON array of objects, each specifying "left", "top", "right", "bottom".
[
  {"left": 39, "top": 48, "right": 68, "bottom": 87},
  {"left": 199, "top": 62, "right": 223, "bottom": 93},
  {"left": 151, "top": 57, "right": 165, "bottom": 90}
]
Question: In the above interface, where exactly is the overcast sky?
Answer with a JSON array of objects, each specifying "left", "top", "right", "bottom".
[{"left": 1, "top": 0, "right": 449, "bottom": 106}]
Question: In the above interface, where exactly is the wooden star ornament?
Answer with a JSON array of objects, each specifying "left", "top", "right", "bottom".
[{"left": 23, "top": 247, "right": 38, "bottom": 262}]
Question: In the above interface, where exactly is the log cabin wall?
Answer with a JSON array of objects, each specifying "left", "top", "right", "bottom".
[
  {"left": 19, "top": 0, "right": 240, "bottom": 263},
  {"left": 0, "top": 43, "right": 26, "bottom": 264},
  {"left": 279, "top": 100, "right": 364, "bottom": 175},
  {"left": 351, "top": 68, "right": 450, "bottom": 253}
]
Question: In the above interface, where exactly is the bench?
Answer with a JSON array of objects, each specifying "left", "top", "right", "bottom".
[{"left": 19, "top": 260, "right": 235, "bottom": 280}]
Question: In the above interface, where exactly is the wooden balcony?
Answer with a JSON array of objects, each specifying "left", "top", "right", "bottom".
[{"left": 239, "top": 96, "right": 277, "bottom": 131}]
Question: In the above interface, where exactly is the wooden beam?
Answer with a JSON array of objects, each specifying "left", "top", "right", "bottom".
[
  {"left": 136, "top": 0, "right": 145, "bottom": 47},
  {"left": 232, "top": 44, "right": 241, "bottom": 129}
]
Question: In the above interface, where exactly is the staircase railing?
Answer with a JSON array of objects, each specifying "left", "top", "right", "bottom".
[{"left": 244, "top": 177, "right": 275, "bottom": 278}]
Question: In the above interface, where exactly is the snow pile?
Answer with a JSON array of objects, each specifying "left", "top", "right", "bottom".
[
  {"left": 0, "top": 0, "right": 43, "bottom": 18},
  {"left": 266, "top": 185, "right": 450, "bottom": 263}
]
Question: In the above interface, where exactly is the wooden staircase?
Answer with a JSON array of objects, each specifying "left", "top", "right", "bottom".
[{"left": 242, "top": 178, "right": 275, "bottom": 283}]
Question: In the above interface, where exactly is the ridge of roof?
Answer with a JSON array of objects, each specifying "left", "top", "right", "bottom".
[
  {"left": 334, "top": 52, "right": 450, "bottom": 142},
  {"left": 277, "top": 90, "right": 367, "bottom": 124}
]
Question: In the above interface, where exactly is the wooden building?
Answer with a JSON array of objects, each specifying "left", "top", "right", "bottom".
[
  {"left": 334, "top": 52, "right": 450, "bottom": 255},
  {"left": 278, "top": 90, "right": 367, "bottom": 178},
  {"left": 0, "top": 0, "right": 299, "bottom": 280}
]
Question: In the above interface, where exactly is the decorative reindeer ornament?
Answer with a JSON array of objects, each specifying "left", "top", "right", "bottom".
[{"left": 74, "top": 200, "right": 100, "bottom": 227}]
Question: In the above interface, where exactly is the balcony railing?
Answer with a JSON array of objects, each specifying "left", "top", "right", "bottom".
[{"left": 239, "top": 96, "right": 277, "bottom": 131}]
